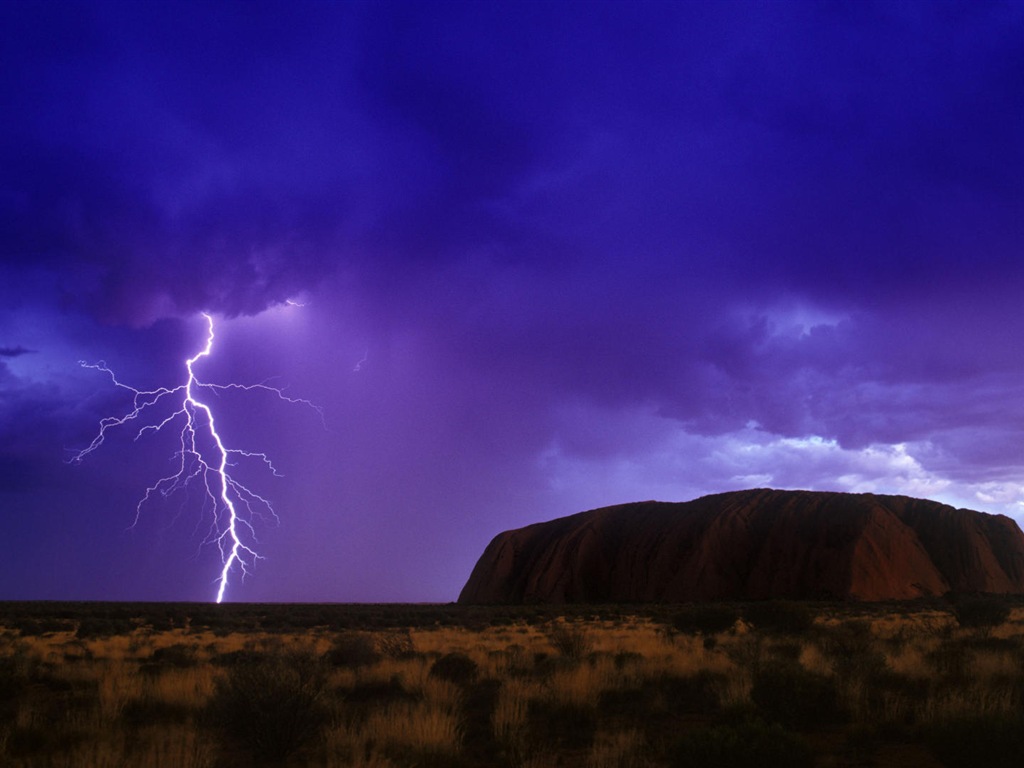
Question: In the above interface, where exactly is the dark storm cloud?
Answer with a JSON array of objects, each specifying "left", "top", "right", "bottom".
[
  {"left": 4, "top": 0, "right": 1020, "bottom": 330},
  {"left": 0, "top": 346, "right": 35, "bottom": 358},
  {"left": 3, "top": 0, "right": 1024, "bottom": 600},
  {"left": 0, "top": 364, "right": 78, "bottom": 494},
  {"left": 0, "top": 1, "right": 369, "bottom": 324},
  {"left": 343, "top": 0, "right": 1024, "bottom": 497}
]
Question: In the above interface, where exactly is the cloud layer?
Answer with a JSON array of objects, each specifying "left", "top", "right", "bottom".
[{"left": 2, "top": 1, "right": 1023, "bottom": 601}]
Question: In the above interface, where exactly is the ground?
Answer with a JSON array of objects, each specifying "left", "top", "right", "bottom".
[{"left": 1, "top": 599, "right": 1022, "bottom": 767}]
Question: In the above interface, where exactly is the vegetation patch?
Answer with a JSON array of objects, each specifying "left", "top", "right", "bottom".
[
  {"left": 743, "top": 601, "right": 815, "bottom": 635},
  {"left": 926, "top": 714, "right": 1024, "bottom": 768},
  {"left": 0, "top": 597, "right": 1022, "bottom": 766},
  {"left": 429, "top": 652, "right": 479, "bottom": 685},
  {"left": 206, "top": 650, "right": 330, "bottom": 764},
  {"left": 749, "top": 662, "right": 845, "bottom": 729},
  {"left": 670, "top": 605, "right": 739, "bottom": 636},
  {"left": 668, "top": 719, "right": 813, "bottom": 768}
]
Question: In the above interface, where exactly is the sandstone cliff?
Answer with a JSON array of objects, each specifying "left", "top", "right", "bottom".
[{"left": 458, "top": 489, "right": 1024, "bottom": 603}]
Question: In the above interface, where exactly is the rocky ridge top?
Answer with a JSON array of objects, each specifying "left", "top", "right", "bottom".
[{"left": 458, "top": 489, "right": 1024, "bottom": 603}]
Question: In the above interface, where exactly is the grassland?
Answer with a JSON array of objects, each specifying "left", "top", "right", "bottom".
[{"left": 1, "top": 598, "right": 1023, "bottom": 766}]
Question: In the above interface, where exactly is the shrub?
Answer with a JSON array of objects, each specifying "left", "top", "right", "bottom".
[
  {"left": 6, "top": 723, "right": 84, "bottom": 758},
  {"left": 429, "top": 652, "right": 479, "bottom": 685},
  {"left": 819, "top": 619, "right": 873, "bottom": 657},
  {"left": 0, "top": 656, "right": 26, "bottom": 724},
  {"left": 949, "top": 596, "right": 1011, "bottom": 632},
  {"left": 725, "top": 635, "right": 764, "bottom": 671},
  {"left": 927, "top": 638, "right": 971, "bottom": 681},
  {"left": 660, "top": 671, "right": 724, "bottom": 715},
  {"left": 120, "top": 696, "right": 192, "bottom": 728},
  {"left": 461, "top": 678, "right": 502, "bottom": 758},
  {"left": 668, "top": 719, "right": 813, "bottom": 768},
  {"left": 10, "top": 619, "right": 40, "bottom": 637},
  {"left": 206, "top": 650, "right": 330, "bottom": 764},
  {"left": 749, "top": 663, "right": 843, "bottom": 729},
  {"left": 743, "top": 601, "right": 815, "bottom": 635},
  {"left": 143, "top": 611, "right": 177, "bottom": 632},
  {"left": 528, "top": 699, "right": 596, "bottom": 751},
  {"left": 819, "top": 620, "right": 886, "bottom": 681},
  {"left": 546, "top": 624, "right": 593, "bottom": 659},
  {"left": 211, "top": 649, "right": 266, "bottom": 667},
  {"left": 149, "top": 643, "right": 198, "bottom": 668},
  {"left": 858, "top": 669, "right": 929, "bottom": 727},
  {"left": 326, "top": 633, "right": 380, "bottom": 669},
  {"left": 765, "top": 641, "right": 802, "bottom": 663},
  {"left": 926, "top": 714, "right": 1024, "bottom": 768},
  {"left": 589, "top": 729, "right": 647, "bottom": 768},
  {"left": 670, "top": 605, "right": 739, "bottom": 636},
  {"left": 74, "top": 617, "right": 109, "bottom": 639},
  {"left": 74, "top": 615, "right": 136, "bottom": 638},
  {"left": 378, "top": 629, "right": 415, "bottom": 658},
  {"left": 613, "top": 651, "right": 644, "bottom": 670},
  {"left": 599, "top": 686, "right": 655, "bottom": 719},
  {"left": 341, "top": 676, "right": 417, "bottom": 718}
]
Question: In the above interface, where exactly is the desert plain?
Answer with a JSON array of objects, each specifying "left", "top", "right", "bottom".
[{"left": 1, "top": 599, "right": 1023, "bottom": 767}]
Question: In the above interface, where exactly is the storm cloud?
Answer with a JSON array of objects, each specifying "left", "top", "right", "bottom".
[{"left": 2, "top": 0, "right": 1023, "bottom": 601}]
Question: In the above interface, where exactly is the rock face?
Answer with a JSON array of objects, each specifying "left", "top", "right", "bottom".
[{"left": 458, "top": 489, "right": 1024, "bottom": 603}]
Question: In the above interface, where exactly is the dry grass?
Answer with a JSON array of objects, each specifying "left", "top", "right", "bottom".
[
  {"left": 492, "top": 677, "right": 531, "bottom": 755},
  {"left": 587, "top": 729, "right": 645, "bottom": 768},
  {"left": 366, "top": 701, "right": 461, "bottom": 752},
  {"left": 51, "top": 727, "right": 216, "bottom": 768},
  {"left": 543, "top": 657, "right": 616, "bottom": 707},
  {"left": 2, "top": 601, "right": 1023, "bottom": 766}
]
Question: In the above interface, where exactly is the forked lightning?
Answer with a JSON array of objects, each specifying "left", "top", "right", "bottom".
[{"left": 71, "top": 313, "right": 320, "bottom": 602}]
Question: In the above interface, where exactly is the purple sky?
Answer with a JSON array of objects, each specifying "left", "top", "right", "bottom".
[{"left": 2, "top": 0, "right": 1023, "bottom": 603}]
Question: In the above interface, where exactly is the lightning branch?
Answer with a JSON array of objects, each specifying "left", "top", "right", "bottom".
[{"left": 70, "top": 313, "right": 321, "bottom": 603}]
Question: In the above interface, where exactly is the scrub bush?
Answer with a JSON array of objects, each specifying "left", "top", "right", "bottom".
[
  {"left": 326, "top": 632, "right": 380, "bottom": 669},
  {"left": 743, "top": 601, "right": 815, "bottom": 635},
  {"left": 149, "top": 643, "right": 198, "bottom": 668},
  {"left": 206, "top": 650, "right": 329, "bottom": 764},
  {"left": 668, "top": 719, "right": 813, "bottom": 768},
  {"left": 546, "top": 624, "right": 594, "bottom": 659},
  {"left": 750, "top": 662, "right": 843, "bottom": 729},
  {"left": 670, "top": 605, "right": 739, "bottom": 636},
  {"left": 429, "top": 652, "right": 479, "bottom": 685},
  {"left": 950, "top": 596, "right": 1011, "bottom": 632},
  {"left": 926, "top": 714, "right": 1024, "bottom": 768}
]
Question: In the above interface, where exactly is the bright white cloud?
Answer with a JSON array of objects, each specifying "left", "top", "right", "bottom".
[{"left": 539, "top": 404, "right": 1024, "bottom": 524}]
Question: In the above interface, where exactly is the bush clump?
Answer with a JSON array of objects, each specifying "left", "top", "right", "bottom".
[
  {"left": 949, "top": 596, "right": 1011, "bottom": 633},
  {"left": 546, "top": 624, "right": 594, "bottom": 660},
  {"left": 528, "top": 699, "right": 597, "bottom": 751},
  {"left": 0, "top": 656, "right": 27, "bottom": 724},
  {"left": 149, "top": 643, "right": 198, "bottom": 668},
  {"left": 926, "top": 714, "right": 1024, "bottom": 768},
  {"left": 75, "top": 617, "right": 133, "bottom": 639},
  {"left": 668, "top": 719, "right": 813, "bottom": 768},
  {"left": 743, "top": 601, "right": 815, "bottom": 636},
  {"left": 377, "top": 630, "right": 415, "bottom": 658},
  {"left": 819, "top": 620, "right": 886, "bottom": 681},
  {"left": 660, "top": 671, "right": 724, "bottom": 715},
  {"left": 749, "top": 663, "right": 844, "bottom": 730},
  {"left": 429, "top": 652, "right": 479, "bottom": 685},
  {"left": 206, "top": 650, "right": 330, "bottom": 764},
  {"left": 326, "top": 633, "right": 380, "bottom": 669},
  {"left": 671, "top": 605, "right": 739, "bottom": 636}
]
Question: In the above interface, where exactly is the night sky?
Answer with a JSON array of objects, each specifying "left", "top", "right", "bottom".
[{"left": 2, "top": 0, "right": 1023, "bottom": 603}]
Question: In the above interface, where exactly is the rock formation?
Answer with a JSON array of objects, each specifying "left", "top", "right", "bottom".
[{"left": 458, "top": 489, "right": 1024, "bottom": 603}]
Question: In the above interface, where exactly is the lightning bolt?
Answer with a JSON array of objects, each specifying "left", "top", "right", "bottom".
[
  {"left": 353, "top": 349, "right": 368, "bottom": 373},
  {"left": 71, "top": 312, "right": 321, "bottom": 603}
]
